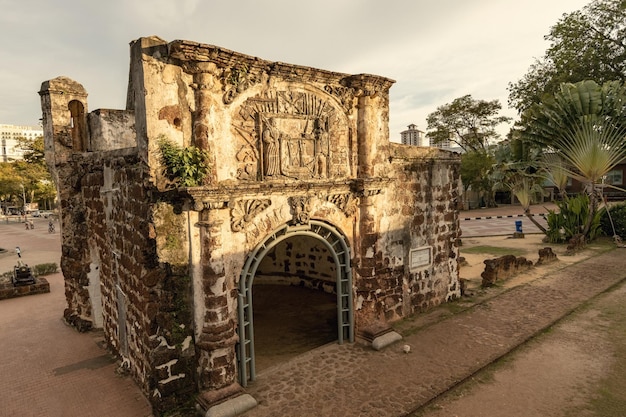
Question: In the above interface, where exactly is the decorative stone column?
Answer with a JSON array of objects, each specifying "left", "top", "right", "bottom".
[
  {"left": 353, "top": 81, "right": 400, "bottom": 345},
  {"left": 357, "top": 94, "right": 375, "bottom": 177},
  {"left": 191, "top": 63, "right": 219, "bottom": 184},
  {"left": 195, "top": 201, "right": 243, "bottom": 409}
]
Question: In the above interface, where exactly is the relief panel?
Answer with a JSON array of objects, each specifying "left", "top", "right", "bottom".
[{"left": 232, "top": 89, "right": 348, "bottom": 181}]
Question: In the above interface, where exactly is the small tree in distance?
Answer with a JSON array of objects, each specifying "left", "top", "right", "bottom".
[{"left": 426, "top": 95, "right": 511, "bottom": 153}]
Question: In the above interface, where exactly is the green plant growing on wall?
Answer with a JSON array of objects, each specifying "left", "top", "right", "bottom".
[
  {"left": 158, "top": 136, "right": 210, "bottom": 187},
  {"left": 227, "top": 64, "right": 250, "bottom": 91}
]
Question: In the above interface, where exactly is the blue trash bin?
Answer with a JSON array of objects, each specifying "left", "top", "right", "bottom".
[{"left": 515, "top": 220, "right": 523, "bottom": 233}]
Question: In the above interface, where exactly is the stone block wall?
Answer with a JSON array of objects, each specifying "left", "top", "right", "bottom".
[
  {"left": 0, "top": 278, "right": 50, "bottom": 300},
  {"left": 376, "top": 145, "right": 461, "bottom": 320},
  {"left": 256, "top": 236, "right": 337, "bottom": 291},
  {"left": 74, "top": 152, "right": 196, "bottom": 413},
  {"left": 40, "top": 71, "right": 197, "bottom": 413}
]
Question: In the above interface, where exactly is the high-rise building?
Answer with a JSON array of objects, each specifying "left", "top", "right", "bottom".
[
  {"left": 429, "top": 132, "right": 452, "bottom": 149},
  {"left": 0, "top": 124, "right": 43, "bottom": 162},
  {"left": 399, "top": 124, "right": 426, "bottom": 146}
]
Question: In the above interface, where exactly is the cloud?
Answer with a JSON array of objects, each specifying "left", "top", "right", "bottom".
[{"left": 0, "top": 0, "right": 590, "bottom": 138}]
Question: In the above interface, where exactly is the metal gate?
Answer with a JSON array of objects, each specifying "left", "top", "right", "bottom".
[{"left": 237, "top": 220, "right": 353, "bottom": 386}]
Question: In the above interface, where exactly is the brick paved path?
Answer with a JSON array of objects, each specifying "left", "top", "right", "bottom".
[{"left": 0, "top": 218, "right": 153, "bottom": 417}]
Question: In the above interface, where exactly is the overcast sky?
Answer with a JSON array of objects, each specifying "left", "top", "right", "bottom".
[{"left": 1, "top": 0, "right": 590, "bottom": 141}]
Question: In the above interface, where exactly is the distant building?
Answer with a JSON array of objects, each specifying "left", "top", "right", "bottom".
[
  {"left": 0, "top": 124, "right": 43, "bottom": 162},
  {"left": 400, "top": 124, "right": 426, "bottom": 146},
  {"left": 429, "top": 131, "right": 452, "bottom": 149}
]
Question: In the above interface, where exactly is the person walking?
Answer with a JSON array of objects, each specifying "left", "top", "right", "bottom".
[{"left": 15, "top": 246, "right": 21, "bottom": 258}]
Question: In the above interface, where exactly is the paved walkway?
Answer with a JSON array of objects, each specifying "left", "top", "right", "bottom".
[
  {"left": 0, "top": 217, "right": 153, "bottom": 417},
  {"left": 243, "top": 247, "right": 626, "bottom": 417},
  {"left": 2, "top": 205, "right": 623, "bottom": 417},
  {"left": 459, "top": 203, "right": 555, "bottom": 237}
]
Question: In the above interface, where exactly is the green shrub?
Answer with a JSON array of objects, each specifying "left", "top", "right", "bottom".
[
  {"left": 32, "top": 263, "right": 58, "bottom": 276},
  {"left": 600, "top": 203, "right": 626, "bottom": 239},
  {"left": 546, "top": 194, "right": 603, "bottom": 243},
  {"left": 1, "top": 263, "right": 58, "bottom": 278}
]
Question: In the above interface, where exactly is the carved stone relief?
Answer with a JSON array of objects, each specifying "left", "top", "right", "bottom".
[
  {"left": 232, "top": 90, "right": 344, "bottom": 181},
  {"left": 222, "top": 65, "right": 259, "bottom": 105},
  {"left": 327, "top": 193, "right": 359, "bottom": 217},
  {"left": 229, "top": 199, "right": 271, "bottom": 232},
  {"left": 289, "top": 196, "right": 312, "bottom": 225}
]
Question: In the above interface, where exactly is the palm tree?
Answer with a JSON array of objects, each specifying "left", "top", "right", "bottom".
[
  {"left": 499, "top": 171, "right": 548, "bottom": 234},
  {"left": 521, "top": 80, "right": 626, "bottom": 241},
  {"left": 551, "top": 116, "right": 626, "bottom": 236},
  {"left": 541, "top": 153, "right": 569, "bottom": 199}
]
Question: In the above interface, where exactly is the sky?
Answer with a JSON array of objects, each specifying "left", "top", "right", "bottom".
[{"left": 1, "top": 0, "right": 590, "bottom": 142}]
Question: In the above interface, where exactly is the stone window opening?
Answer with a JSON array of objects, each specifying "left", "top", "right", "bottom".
[{"left": 68, "top": 100, "right": 87, "bottom": 152}]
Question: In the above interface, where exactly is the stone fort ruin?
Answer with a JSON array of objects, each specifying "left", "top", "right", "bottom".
[{"left": 40, "top": 36, "right": 461, "bottom": 416}]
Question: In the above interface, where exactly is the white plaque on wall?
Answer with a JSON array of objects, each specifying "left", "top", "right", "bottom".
[{"left": 410, "top": 247, "right": 432, "bottom": 271}]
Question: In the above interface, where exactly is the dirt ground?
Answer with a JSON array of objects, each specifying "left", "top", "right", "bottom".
[
  {"left": 458, "top": 233, "right": 591, "bottom": 294},
  {"left": 412, "top": 234, "right": 626, "bottom": 417}
]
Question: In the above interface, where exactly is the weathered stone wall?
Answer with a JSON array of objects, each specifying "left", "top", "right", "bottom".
[
  {"left": 88, "top": 109, "right": 137, "bottom": 151},
  {"left": 40, "top": 77, "right": 197, "bottom": 414},
  {"left": 380, "top": 145, "right": 462, "bottom": 319},
  {"left": 56, "top": 150, "right": 196, "bottom": 413},
  {"left": 41, "top": 36, "right": 462, "bottom": 415},
  {"left": 481, "top": 255, "right": 534, "bottom": 287}
]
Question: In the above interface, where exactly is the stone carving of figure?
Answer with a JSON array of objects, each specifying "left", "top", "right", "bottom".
[
  {"left": 263, "top": 118, "right": 280, "bottom": 177},
  {"left": 314, "top": 120, "right": 329, "bottom": 178}
]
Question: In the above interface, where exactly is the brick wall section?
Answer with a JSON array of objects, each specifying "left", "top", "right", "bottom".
[
  {"left": 55, "top": 151, "right": 196, "bottom": 414},
  {"left": 377, "top": 145, "right": 461, "bottom": 321},
  {"left": 257, "top": 237, "right": 336, "bottom": 291}
]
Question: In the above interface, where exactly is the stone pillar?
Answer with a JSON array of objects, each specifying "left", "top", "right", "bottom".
[
  {"left": 357, "top": 95, "right": 375, "bottom": 177},
  {"left": 192, "top": 63, "right": 219, "bottom": 184},
  {"left": 39, "top": 77, "right": 93, "bottom": 331},
  {"left": 354, "top": 91, "right": 392, "bottom": 338},
  {"left": 195, "top": 202, "right": 242, "bottom": 409},
  {"left": 39, "top": 77, "right": 89, "bottom": 168}
]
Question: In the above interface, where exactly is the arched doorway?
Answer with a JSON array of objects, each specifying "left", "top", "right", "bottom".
[{"left": 237, "top": 220, "right": 353, "bottom": 386}]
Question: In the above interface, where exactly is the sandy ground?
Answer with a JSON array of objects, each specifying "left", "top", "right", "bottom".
[
  {"left": 411, "top": 235, "right": 626, "bottom": 417},
  {"left": 458, "top": 233, "right": 591, "bottom": 293}
]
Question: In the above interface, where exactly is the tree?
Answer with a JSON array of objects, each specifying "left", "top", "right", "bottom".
[
  {"left": 520, "top": 80, "right": 626, "bottom": 240},
  {"left": 0, "top": 163, "right": 23, "bottom": 207},
  {"left": 460, "top": 150, "right": 496, "bottom": 209},
  {"left": 16, "top": 135, "right": 46, "bottom": 166},
  {"left": 541, "top": 153, "right": 569, "bottom": 198},
  {"left": 501, "top": 172, "right": 548, "bottom": 233},
  {"left": 0, "top": 135, "right": 56, "bottom": 212},
  {"left": 426, "top": 95, "right": 511, "bottom": 153},
  {"left": 508, "top": 0, "right": 626, "bottom": 113},
  {"left": 492, "top": 136, "right": 548, "bottom": 232}
]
